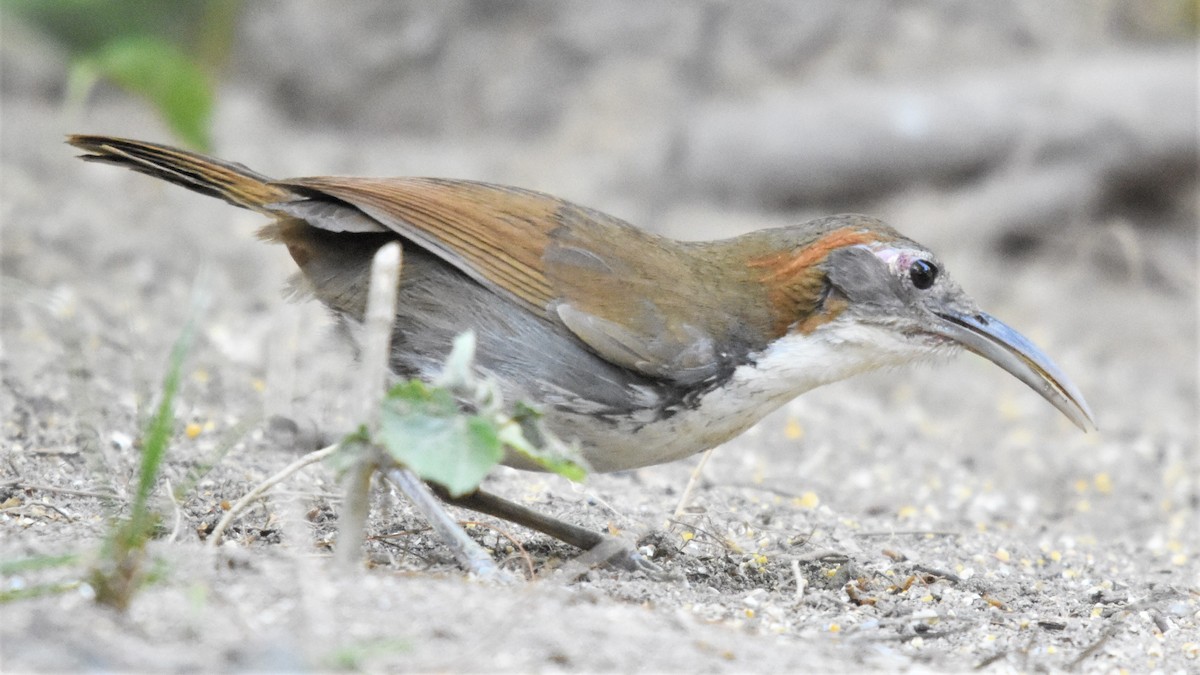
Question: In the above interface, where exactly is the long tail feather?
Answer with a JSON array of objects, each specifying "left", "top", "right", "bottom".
[{"left": 67, "top": 135, "right": 291, "bottom": 210}]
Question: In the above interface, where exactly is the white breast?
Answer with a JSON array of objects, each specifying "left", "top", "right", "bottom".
[{"left": 539, "top": 318, "right": 947, "bottom": 473}]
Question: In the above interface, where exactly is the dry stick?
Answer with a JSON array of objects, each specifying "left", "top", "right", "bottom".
[
  {"left": 672, "top": 447, "right": 716, "bottom": 517},
  {"left": 911, "top": 564, "right": 963, "bottom": 584},
  {"left": 792, "top": 559, "right": 807, "bottom": 601},
  {"left": 336, "top": 241, "right": 403, "bottom": 569},
  {"left": 335, "top": 460, "right": 374, "bottom": 568},
  {"left": 164, "top": 478, "right": 184, "bottom": 543},
  {"left": 1067, "top": 624, "right": 1120, "bottom": 671},
  {"left": 1, "top": 501, "right": 74, "bottom": 521},
  {"left": 14, "top": 483, "right": 120, "bottom": 500},
  {"left": 207, "top": 444, "right": 338, "bottom": 547},
  {"left": 370, "top": 526, "right": 434, "bottom": 540},
  {"left": 358, "top": 241, "right": 403, "bottom": 422},
  {"left": 664, "top": 517, "right": 734, "bottom": 553}
]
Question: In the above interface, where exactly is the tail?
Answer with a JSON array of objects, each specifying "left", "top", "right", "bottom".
[{"left": 67, "top": 135, "right": 292, "bottom": 211}]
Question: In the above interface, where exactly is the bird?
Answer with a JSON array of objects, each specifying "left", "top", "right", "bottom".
[{"left": 68, "top": 134, "right": 1095, "bottom": 559}]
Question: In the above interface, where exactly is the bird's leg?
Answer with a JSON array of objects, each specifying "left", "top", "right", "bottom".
[
  {"left": 436, "top": 486, "right": 604, "bottom": 549},
  {"left": 432, "top": 485, "right": 659, "bottom": 573}
]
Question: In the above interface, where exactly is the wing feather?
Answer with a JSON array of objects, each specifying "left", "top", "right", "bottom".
[
  {"left": 271, "top": 175, "right": 771, "bottom": 384},
  {"left": 276, "top": 176, "right": 560, "bottom": 315}
]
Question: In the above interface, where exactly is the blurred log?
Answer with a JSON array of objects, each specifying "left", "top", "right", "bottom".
[{"left": 678, "top": 49, "right": 1197, "bottom": 219}]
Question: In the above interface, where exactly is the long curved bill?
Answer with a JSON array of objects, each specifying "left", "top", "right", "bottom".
[{"left": 933, "top": 311, "right": 1096, "bottom": 432}]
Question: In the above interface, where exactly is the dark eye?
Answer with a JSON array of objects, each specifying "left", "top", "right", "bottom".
[{"left": 909, "top": 259, "right": 938, "bottom": 290}]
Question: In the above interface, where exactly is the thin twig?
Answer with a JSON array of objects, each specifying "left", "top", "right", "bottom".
[
  {"left": 336, "top": 242, "right": 403, "bottom": 569},
  {"left": 1, "top": 501, "right": 74, "bottom": 521},
  {"left": 164, "top": 477, "right": 184, "bottom": 543},
  {"left": 911, "top": 564, "right": 963, "bottom": 584},
  {"left": 792, "top": 559, "right": 806, "bottom": 600},
  {"left": 1067, "top": 625, "right": 1119, "bottom": 670},
  {"left": 13, "top": 483, "right": 120, "bottom": 500},
  {"left": 665, "top": 517, "right": 734, "bottom": 553},
  {"left": 673, "top": 447, "right": 716, "bottom": 517},
  {"left": 372, "top": 533, "right": 439, "bottom": 564},
  {"left": 335, "top": 452, "right": 375, "bottom": 568},
  {"left": 358, "top": 241, "right": 403, "bottom": 426},
  {"left": 1099, "top": 589, "right": 1181, "bottom": 618},
  {"left": 794, "top": 548, "right": 850, "bottom": 563},
  {"left": 207, "top": 443, "right": 338, "bottom": 547},
  {"left": 370, "top": 526, "right": 434, "bottom": 540},
  {"left": 368, "top": 525, "right": 439, "bottom": 563},
  {"left": 973, "top": 649, "right": 1008, "bottom": 670}
]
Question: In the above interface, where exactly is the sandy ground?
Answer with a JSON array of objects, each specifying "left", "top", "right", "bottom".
[{"left": 3, "top": 4, "right": 1199, "bottom": 672}]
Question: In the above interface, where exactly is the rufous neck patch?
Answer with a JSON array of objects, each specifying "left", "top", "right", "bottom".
[
  {"left": 748, "top": 226, "right": 887, "bottom": 338},
  {"left": 748, "top": 227, "right": 883, "bottom": 281}
]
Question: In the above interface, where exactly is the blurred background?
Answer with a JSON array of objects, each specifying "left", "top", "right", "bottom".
[
  {"left": 4, "top": 0, "right": 1196, "bottom": 246},
  {"left": 1, "top": 4, "right": 1198, "bottom": 669}
]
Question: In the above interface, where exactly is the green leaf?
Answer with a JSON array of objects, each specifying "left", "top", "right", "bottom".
[
  {"left": 497, "top": 422, "right": 588, "bottom": 481},
  {"left": 0, "top": 0, "right": 209, "bottom": 54},
  {"left": 378, "top": 381, "right": 504, "bottom": 497},
  {"left": 80, "top": 35, "right": 213, "bottom": 150},
  {"left": 497, "top": 402, "right": 589, "bottom": 481}
]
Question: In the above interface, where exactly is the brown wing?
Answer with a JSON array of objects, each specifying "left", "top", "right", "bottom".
[
  {"left": 543, "top": 202, "right": 743, "bottom": 383},
  {"left": 275, "top": 176, "right": 563, "bottom": 316},
  {"left": 272, "top": 176, "right": 758, "bottom": 383}
]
